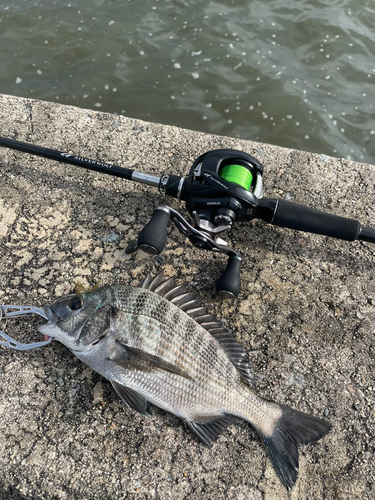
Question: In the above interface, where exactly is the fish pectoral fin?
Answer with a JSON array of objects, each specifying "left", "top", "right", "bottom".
[
  {"left": 185, "top": 415, "right": 239, "bottom": 448},
  {"left": 110, "top": 380, "right": 152, "bottom": 416},
  {"left": 113, "top": 341, "right": 192, "bottom": 380}
]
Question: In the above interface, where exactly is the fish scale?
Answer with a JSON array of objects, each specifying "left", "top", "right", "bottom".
[
  {"left": 36, "top": 271, "right": 331, "bottom": 490},
  {"left": 112, "top": 308, "right": 231, "bottom": 411},
  {"left": 114, "top": 289, "right": 226, "bottom": 386}
]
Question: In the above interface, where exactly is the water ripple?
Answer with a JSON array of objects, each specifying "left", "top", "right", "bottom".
[{"left": 0, "top": 0, "right": 374, "bottom": 163}]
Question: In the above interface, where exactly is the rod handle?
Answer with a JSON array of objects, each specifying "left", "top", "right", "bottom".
[{"left": 272, "top": 199, "right": 361, "bottom": 241}]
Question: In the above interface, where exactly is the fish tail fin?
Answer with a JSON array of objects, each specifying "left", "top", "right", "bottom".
[{"left": 258, "top": 403, "right": 331, "bottom": 490}]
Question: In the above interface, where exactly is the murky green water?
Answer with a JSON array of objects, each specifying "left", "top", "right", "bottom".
[{"left": 1, "top": 0, "right": 374, "bottom": 163}]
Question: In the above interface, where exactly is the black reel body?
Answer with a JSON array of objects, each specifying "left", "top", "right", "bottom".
[
  {"left": 183, "top": 149, "right": 264, "bottom": 224},
  {"left": 136, "top": 150, "right": 266, "bottom": 297}
]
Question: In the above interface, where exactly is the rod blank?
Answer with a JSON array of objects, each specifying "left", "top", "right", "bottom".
[{"left": 0, "top": 135, "right": 135, "bottom": 180}]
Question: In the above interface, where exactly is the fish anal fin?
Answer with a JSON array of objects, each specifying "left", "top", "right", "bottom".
[
  {"left": 113, "top": 341, "right": 192, "bottom": 380},
  {"left": 185, "top": 415, "right": 238, "bottom": 448},
  {"left": 110, "top": 380, "right": 152, "bottom": 416}
]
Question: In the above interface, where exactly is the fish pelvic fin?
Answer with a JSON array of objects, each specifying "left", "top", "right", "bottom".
[
  {"left": 259, "top": 404, "right": 331, "bottom": 490},
  {"left": 110, "top": 380, "right": 152, "bottom": 417}
]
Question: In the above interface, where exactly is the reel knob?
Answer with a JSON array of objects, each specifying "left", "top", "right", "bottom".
[
  {"left": 137, "top": 207, "right": 170, "bottom": 255},
  {"left": 216, "top": 254, "right": 242, "bottom": 298}
]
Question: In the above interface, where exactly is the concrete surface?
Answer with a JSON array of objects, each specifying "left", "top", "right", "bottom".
[{"left": 0, "top": 94, "right": 374, "bottom": 500}]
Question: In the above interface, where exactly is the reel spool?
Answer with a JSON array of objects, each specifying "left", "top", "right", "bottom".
[
  {"left": 184, "top": 149, "right": 264, "bottom": 227},
  {"left": 220, "top": 163, "right": 254, "bottom": 191}
]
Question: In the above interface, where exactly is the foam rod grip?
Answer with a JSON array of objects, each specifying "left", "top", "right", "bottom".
[{"left": 272, "top": 200, "right": 361, "bottom": 241}]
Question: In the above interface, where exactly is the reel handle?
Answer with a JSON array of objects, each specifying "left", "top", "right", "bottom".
[
  {"left": 216, "top": 255, "right": 242, "bottom": 298},
  {"left": 137, "top": 207, "right": 170, "bottom": 255}
]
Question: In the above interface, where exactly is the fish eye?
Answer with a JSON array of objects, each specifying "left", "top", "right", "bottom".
[{"left": 68, "top": 296, "right": 84, "bottom": 311}]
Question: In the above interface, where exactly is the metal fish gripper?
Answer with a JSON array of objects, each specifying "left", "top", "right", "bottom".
[{"left": 0, "top": 305, "right": 52, "bottom": 350}]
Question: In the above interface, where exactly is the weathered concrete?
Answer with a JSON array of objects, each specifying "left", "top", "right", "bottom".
[{"left": 0, "top": 93, "right": 374, "bottom": 500}]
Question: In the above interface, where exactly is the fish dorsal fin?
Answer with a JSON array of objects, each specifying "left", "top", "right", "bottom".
[
  {"left": 203, "top": 328, "right": 255, "bottom": 387},
  {"left": 141, "top": 272, "right": 169, "bottom": 291},
  {"left": 141, "top": 271, "right": 187, "bottom": 298},
  {"left": 141, "top": 271, "right": 255, "bottom": 386}
]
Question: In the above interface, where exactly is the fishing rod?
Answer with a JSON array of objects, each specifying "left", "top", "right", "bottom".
[{"left": 1, "top": 135, "right": 374, "bottom": 297}]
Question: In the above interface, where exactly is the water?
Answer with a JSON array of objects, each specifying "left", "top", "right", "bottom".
[{"left": 1, "top": 0, "right": 374, "bottom": 164}]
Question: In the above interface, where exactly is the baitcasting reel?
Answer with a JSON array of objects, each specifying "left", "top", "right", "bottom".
[{"left": 128, "top": 150, "right": 265, "bottom": 297}]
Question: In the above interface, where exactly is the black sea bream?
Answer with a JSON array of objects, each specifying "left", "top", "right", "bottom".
[{"left": 38, "top": 273, "right": 331, "bottom": 490}]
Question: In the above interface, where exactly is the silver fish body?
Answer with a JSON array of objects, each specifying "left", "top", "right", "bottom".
[{"left": 38, "top": 273, "right": 331, "bottom": 490}]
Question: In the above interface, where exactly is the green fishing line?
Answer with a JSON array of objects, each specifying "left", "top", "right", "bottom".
[{"left": 220, "top": 164, "right": 253, "bottom": 190}]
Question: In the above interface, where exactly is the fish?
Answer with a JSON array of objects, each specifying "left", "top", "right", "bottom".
[{"left": 37, "top": 272, "right": 331, "bottom": 490}]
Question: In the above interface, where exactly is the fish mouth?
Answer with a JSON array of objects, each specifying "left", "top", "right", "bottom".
[
  {"left": 37, "top": 305, "right": 83, "bottom": 344},
  {"left": 45, "top": 305, "right": 59, "bottom": 323},
  {"left": 36, "top": 306, "right": 59, "bottom": 339}
]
